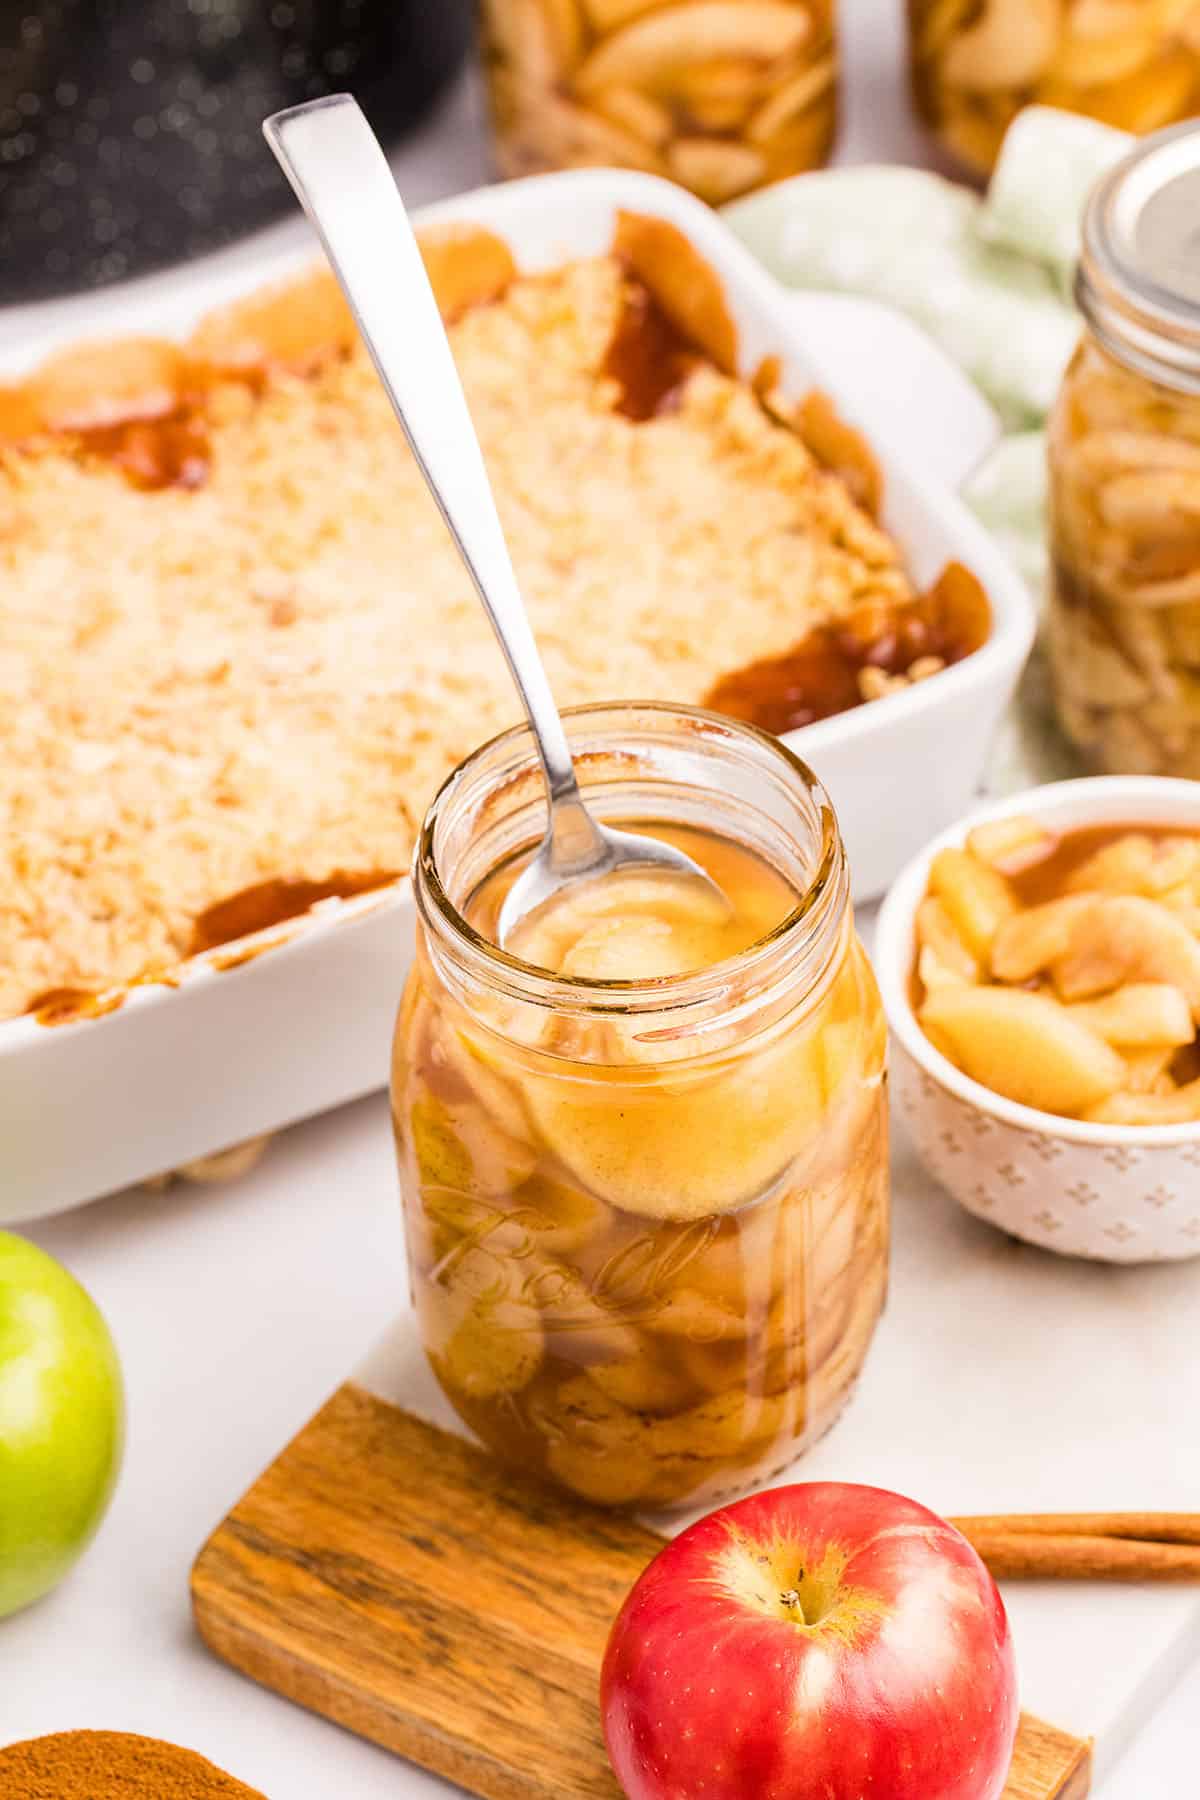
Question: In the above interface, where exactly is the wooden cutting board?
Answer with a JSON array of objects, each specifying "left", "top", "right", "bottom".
[{"left": 191, "top": 1384, "right": 1093, "bottom": 1800}]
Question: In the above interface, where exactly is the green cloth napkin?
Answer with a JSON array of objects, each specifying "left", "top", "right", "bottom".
[
  {"left": 724, "top": 106, "right": 1132, "bottom": 597},
  {"left": 725, "top": 106, "right": 1134, "bottom": 797}
]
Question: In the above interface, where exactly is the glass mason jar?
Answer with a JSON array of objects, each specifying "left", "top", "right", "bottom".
[
  {"left": 908, "top": 0, "right": 1200, "bottom": 179},
  {"left": 478, "top": 0, "right": 838, "bottom": 205},
  {"left": 1048, "top": 124, "right": 1200, "bottom": 777},
  {"left": 392, "top": 704, "right": 888, "bottom": 1510}
]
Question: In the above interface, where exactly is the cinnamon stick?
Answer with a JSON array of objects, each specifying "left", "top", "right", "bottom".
[
  {"left": 953, "top": 1528, "right": 1200, "bottom": 1583},
  {"left": 951, "top": 1512, "right": 1200, "bottom": 1547}
]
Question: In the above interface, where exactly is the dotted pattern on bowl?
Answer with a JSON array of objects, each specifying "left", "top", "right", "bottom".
[{"left": 894, "top": 1044, "right": 1200, "bottom": 1265}]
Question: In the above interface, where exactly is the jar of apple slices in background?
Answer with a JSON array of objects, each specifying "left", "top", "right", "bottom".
[
  {"left": 478, "top": 0, "right": 838, "bottom": 205},
  {"left": 908, "top": 0, "right": 1200, "bottom": 180},
  {"left": 1048, "top": 123, "right": 1200, "bottom": 777},
  {"left": 392, "top": 703, "right": 887, "bottom": 1510}
]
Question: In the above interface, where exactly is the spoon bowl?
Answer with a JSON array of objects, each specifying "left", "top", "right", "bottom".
[
  {"left": 263, "top": 94, "right": 725, "bottom": 950},
  {"left": 497, "top": 808, "right": 726, "bottom": 952}
]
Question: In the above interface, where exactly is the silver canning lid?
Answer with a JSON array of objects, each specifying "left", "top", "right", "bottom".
[{"left": 1077, "top": 120, "right": 1200, "bottom": 396}]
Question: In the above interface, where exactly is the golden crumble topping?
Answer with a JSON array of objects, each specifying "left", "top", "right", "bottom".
[{"left": 0, "top": 251, "right": 914, "bottom": 1019}]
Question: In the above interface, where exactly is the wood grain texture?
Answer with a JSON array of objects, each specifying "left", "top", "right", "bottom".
[{"left": 191, "top": 1384, "right": 1093, "bottom": 1800}]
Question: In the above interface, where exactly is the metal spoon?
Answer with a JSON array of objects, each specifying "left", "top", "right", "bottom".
[{"left": 263, "top": 95, "right": 723, "bottom": 950}]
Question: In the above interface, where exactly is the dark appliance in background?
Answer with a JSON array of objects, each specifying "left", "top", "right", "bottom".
[{"left": 0, "top": 0, "right": 474, "bottom": 304}]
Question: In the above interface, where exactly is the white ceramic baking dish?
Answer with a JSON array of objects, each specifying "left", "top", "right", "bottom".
[{"left": 0, "top": 168, "right": 1033, "bottom": 1222}]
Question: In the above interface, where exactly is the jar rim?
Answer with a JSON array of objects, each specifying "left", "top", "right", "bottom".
[
  {"left": 413, "top": 700, "right": 846, "bottom": 1018},
  {"left": 1078, "top": 121, "right": 1200, "bottom": 396}
]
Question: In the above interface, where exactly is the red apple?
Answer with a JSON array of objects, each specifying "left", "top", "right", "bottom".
[{"left": 601, "top": 1482, "right": 1018, "bottom": 1800}]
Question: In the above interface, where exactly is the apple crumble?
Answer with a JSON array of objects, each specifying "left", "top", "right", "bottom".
[{"left": 0, "top": 215, "right": 985, "bottom": 1019}]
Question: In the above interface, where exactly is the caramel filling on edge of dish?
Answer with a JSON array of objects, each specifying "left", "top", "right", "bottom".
[
  {"left": 188, "top": 869, "right": 401, "bottom": 956},
  {"left": 708, "top": 562, "right": 991, "bottom": 736},
  {"left": 27, "top": 871, "right": 399, "bottom": 1027},
  {"left": 5, "top": 212, "right": 990, "bottom": 1022}
]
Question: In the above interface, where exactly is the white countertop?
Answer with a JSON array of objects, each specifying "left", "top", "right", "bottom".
[
  {"left": 15, "top": 1089, "right": 1200, "bottom": 1795},
  {"left": 7, "top": 1, "right": 1199, "bottom": 1789}
]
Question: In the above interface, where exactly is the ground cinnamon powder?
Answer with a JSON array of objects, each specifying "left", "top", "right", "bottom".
[{"left": 0, "top": 1731, "right": 267, "bottom": 1797}]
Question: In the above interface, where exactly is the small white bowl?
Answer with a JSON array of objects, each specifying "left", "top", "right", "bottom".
[{"left": 875, "top": 777, "right": 1200, "bottom": 1263}]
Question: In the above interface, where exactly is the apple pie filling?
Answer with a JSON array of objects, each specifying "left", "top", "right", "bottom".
[
  {"left": 392, "top": 708, "right": 888, "bottom": 1509},
  {"left": 913, "top": 816, "right": 1200, "bottom": 1124}
]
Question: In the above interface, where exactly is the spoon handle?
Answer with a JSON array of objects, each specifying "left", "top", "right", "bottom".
[{"left": 264, "top": 95, "right": 587, "bottom": 822}]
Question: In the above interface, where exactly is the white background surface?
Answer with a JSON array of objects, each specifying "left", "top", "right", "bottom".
[{"left": 6, "top": 1, "right": 1199, "bottom": 1791}]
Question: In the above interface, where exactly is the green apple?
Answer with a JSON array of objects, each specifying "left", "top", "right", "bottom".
[{"left": 0, "top": 1232, "right": 124, "bottom": 1618}]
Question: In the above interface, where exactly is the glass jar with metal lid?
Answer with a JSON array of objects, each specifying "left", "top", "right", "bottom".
[
  {"left": 392, "top": 702, "right": 888, "bottom": 1510},
  {"left": 478, "top": 0, "right": 838, "bottom": 205},
  {"left": 1049, "top": 122, "right": 1200, "bottom": 777},
  {"left": 908, "top": 2, "right": 1200, "bottom": 179}
]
